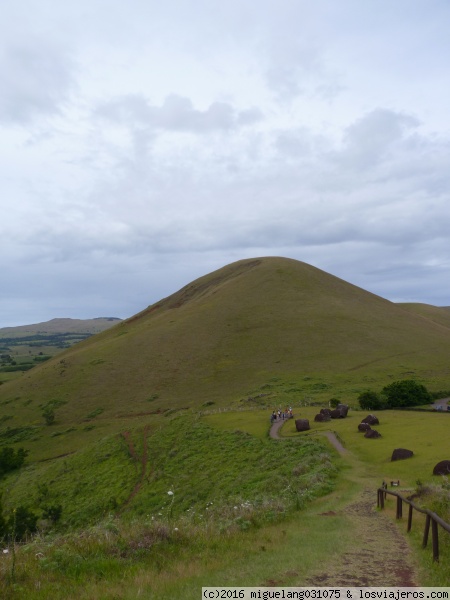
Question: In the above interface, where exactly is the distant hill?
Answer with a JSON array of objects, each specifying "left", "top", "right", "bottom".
[
  {"left": 1, "top": 256, "right": 450, "bottom": 444},
  {"left": 397, "top": 303, "right": 450, "bottom": 330},
  {"left": 0, "top": 317, "right": 122, "bottom": 338},
  {"left": 0, "top": 317, "right": 122, "bottom": 379}
]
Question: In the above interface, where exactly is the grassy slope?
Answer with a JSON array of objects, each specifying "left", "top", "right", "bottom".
[
  {"left": 2, "top": 257, "right": 450, "bottom": 454},
  {"left": 2, "top": 414, "right": 336, "bottom": 526},
  {"left": 1, "top": 257, "right": 450, "bottom": 594},
  {"left": 2, "top": 409, "right": 449, "bottom": 597},
  {"left": 397, "top": 302, "right": 450, "bottom": 330}
]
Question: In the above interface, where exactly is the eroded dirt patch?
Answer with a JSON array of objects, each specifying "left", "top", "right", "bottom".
[{"left": 306, "top": 489, "right": 417, "bottom": 587}]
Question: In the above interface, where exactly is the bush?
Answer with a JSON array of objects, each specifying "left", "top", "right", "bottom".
[
  {"left": 43, "top": 408, "right": 55, "bottom": 425},
  {"left": 0, "top": 447, "right": 28, "bottom": 477},
  {"left": 42, "top": 504, "right": 63, "bottom": 524},
  {"left": 8, "top": 506, "right": 38, "bottom": 541},
  {"left": 358, "top": 391, "right": 386, "bottom": 410},
  {"left": 382, "top": 380, "right": 432, "bottom": 408}
]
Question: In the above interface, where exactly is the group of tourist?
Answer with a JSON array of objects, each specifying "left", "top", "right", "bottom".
[{"left": 270, "top": 408, "right": 293, "bottom": 423}]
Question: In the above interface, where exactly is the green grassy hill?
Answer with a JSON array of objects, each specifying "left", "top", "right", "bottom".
[
  {"left": 1, "top": 257, "right": 450, "bottom": 595},
  {"left": 1, "top": 257, "right": 450, "bottom": 449}
]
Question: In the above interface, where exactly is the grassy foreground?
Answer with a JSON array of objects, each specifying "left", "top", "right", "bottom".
[
  {"left": 0, "top": 413, "right": 339, "bottom": 597},
  {"left": 0, "top": 407, "right": 449, "bottom": 597}
]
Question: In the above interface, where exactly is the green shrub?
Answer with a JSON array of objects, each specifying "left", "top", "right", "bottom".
[
  {"left": 358, "top": 390, "right": 386, "bottom": 410},
  {"left": 0, "top": 426, "right": 37, "bottom": 443},
  {"left": 8, "top": 506, "right": 38, "bottom": 541},
  {"left": 382, "top": 380, "right": 432, "bottom": 408},
  {"left": 43, "top": 408, "right": 55, "bottom": 426},
  {"left": 0, "top": 447, "right": 28, "bottom": 477},
  {"left": 85, "top": 407, "right": 104, "bottom": 419},
  {"left": 42, "top": 504, "right": 63, "bottom": 524}
]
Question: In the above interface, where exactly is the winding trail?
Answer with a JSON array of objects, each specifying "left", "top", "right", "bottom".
[
  {"left": 270, "top": 419, "right": 347, "bottom": 455},
  {"left": 119, "top": 425, "right": 151, "bottom": 513},
  {"left": 269, "top": 418, "right": 419, "bottom": 586}
]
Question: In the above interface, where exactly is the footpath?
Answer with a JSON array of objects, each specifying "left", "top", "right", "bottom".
[{"left": 270, "top": 418, "right": 419, "bottom": 586}]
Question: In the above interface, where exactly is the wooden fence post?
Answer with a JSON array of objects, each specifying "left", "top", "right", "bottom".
[
  {"left": 431, "top": 518, "right": 439, "bottom": 562},
  {"left": 423, "top": 514, "right": 431, "bottom": 548},
  {"left": 378, "top": 489, "right": 450, "bottom": 563},
  {"left": 407, "top": 504, "right": 413, "bottom": 532}
]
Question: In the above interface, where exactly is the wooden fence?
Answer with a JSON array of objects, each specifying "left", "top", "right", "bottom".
[{"left": 377, "top": 487, "right": 450, "bottom": 562}]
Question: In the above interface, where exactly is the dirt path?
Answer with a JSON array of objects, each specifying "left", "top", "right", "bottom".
[
  {"left": 119, "top": 425, "right": 150, "bottom": 512},
  {"left": 270, "top": 420, "right": 347, "bottom": 455},
  {"left": 307, "top": 488, "right": 418, "bottom": 586},
  {"left": 433, "top": 397, "right": 449, "bottom": 410},
  {"left": 269, "top": 419, "right": 419, "bottom": 586},
  {"left": 269, "top": 419, "right": 285, "bottom": 439}
]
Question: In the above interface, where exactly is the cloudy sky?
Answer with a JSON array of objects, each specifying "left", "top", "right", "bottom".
[{"left": 2, "top": 0, "right": 450, "bottom": 326}]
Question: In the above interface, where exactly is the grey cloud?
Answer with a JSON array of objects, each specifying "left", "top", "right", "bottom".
[
  {"left": 0, "top": 37, "right": 75, "bottom": 124},
  {"left": 275, "top": 128, "right": 317, "bottom": 158},
  {"left": 338, "top": 108, "right": 420, "bottom": 168},
  {"left": 96, "top": 94, "right": 263, "bottom": 133},
  {"left": 263, "top": 28, "right": 342, "bottom": 101}
]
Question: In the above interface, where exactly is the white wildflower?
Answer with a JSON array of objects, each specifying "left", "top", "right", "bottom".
[{"left": 167, "top": 490, "right": 174, "bottom": 496}]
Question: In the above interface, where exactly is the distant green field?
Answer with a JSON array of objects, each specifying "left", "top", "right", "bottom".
[{"left": 0, "top": 318, "right": 121, "bottom": 383}]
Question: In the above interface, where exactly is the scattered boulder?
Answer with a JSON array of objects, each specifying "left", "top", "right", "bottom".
[
  {"left": 295, "top": 418, "right": 310, "bottom": 432},
  {"left": 330, "top": 404, "right": 348, "bottom": 419},
  {"left": 364, "top": 428, "right": 381, "bottom": 438},
  {"left": 361, "top": 414, "right": 379, "bottom": 426},
  {"left": 337, "top": 404, "right": 349, "bottom": 417},
  {"left": 320, "top": 408, "right": 332, "bottom": 416},
  {"left": 314, "top": 413, "right": 330, "bottom": 422},
  {"left": 433, "top": 460, "right": 450, "bottom": 476},
  {"left": 358, "top": 422, "right": 371, "bottom": 432},
  {"left": 391, "top": 448, "right": 414, "bottom": 462}
]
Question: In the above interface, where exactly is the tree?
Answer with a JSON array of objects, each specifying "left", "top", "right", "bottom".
[
  {"left": 381, "top": 380, "right": 432, "bottom": 408},
  {"left": 358, "top": 390, "right": 386, "bottom": 410}
]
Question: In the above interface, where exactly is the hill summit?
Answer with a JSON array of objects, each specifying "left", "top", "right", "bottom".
[{"left": 1, "top": 257, "right": 450, "bottom": 426}]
